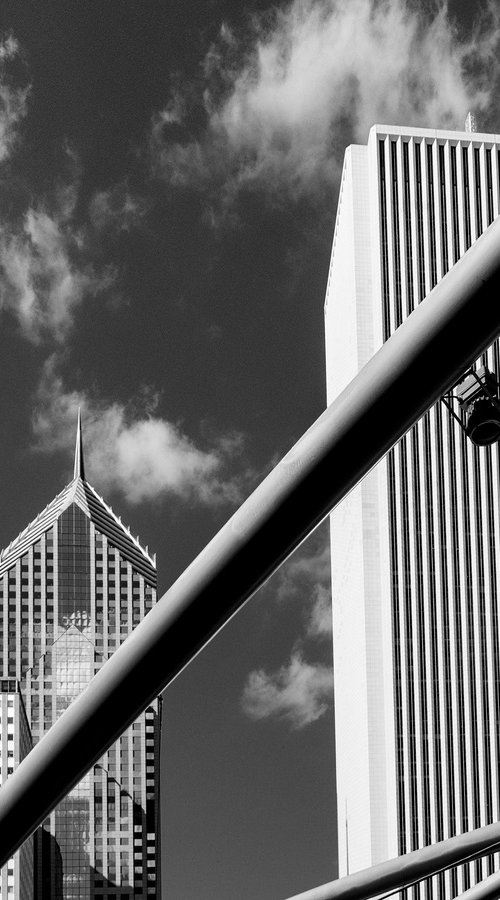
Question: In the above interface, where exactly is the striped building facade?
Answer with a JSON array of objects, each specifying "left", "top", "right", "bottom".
[
  {"left": 325, "top": 123, "right": 500, "bottom": 897},
  {"left": 0, "top": 418, "right": 161, "bottom": 899}
]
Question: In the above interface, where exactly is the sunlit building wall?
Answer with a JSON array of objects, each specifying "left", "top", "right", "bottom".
[
  {"left": 0, "top": 427, "right": 162, "bottom": 899},
  {"left": 0, "top": 681, "right": 34, "bottom": 900},
  {"left": 326, "top": 123, "right": 500, "bottom": 897}
]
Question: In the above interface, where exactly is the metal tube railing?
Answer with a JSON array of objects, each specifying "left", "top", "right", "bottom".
[
  {"left": 284, "top": 828, "right": 500, "bottom": 900},
  {"left": 2, "top": 216, "right": 500, "bottom": 867},
  {"left": 457, "top": 870, "right": 500, "bottom": 900}
]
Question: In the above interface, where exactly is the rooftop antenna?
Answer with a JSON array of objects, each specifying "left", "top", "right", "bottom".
[
  {"left": 345, "top": 800, "right": 350, "bottom": 876},
  {"left": 73, "top": 407, "right": 86, "bottom": 481},
  {"left": 465, "top": 111, "right": 477, "bottom": 133}
]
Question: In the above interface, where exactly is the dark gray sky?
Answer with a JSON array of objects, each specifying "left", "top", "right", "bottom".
[{"left": 0, "top": 1, "right": 498, "bottom": 897}]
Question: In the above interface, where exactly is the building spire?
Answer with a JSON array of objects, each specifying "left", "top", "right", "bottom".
[{"left": 73, "top": 408, "right": 86, "bottom": 481}]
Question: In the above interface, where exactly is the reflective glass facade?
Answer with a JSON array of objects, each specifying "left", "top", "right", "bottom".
[
  {"left": 0, "top": 468, "right": 161, "bottom": 899},
  {"left": 325, "top": 124, "right": 500, "bottom": 898}
]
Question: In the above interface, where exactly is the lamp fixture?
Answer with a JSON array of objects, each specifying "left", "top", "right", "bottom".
[{"left": 442, "top": 365, "right": 500, "bottom": 446}]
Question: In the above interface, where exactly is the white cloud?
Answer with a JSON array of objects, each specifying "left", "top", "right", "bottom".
[
  {"left": 306, "top": 583, "right": 332, "bottom": 638},
  {"left": 0, "top": 193, "right": 116, "bottom": 343},
  {"left": 152, "top": 0, "right": 500, "bottom": 210},
  {"left": 89, "top": 184, "right": 149, "bottom": 233},
  {"left": 240, "top": 530, "right": 332, "bottom": 730},
  {"left": 274, "top": 535, "right": 330, "bottom": 604},
  {"left": 32, "top": 359, "right": 245, "bottom": 506},
  {"left": 0, "top": 34, "right": 29, "bottom": 164},
  {"left": 270, "top": 532, "right": 332, "bottom": 637},
  {"left": 241, "top": 651, "right": 333, "bottom": 729}
]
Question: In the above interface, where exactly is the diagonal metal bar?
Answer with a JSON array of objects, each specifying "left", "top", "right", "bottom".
[
  {"left": 284, "top": 829, "right": 500, "bottom": 900},
  {"left": 457, "top": 869, "right": 500, "bottom": 900},
  {"left": 2, "top": 217, "right": 500, "bottom": 867}
]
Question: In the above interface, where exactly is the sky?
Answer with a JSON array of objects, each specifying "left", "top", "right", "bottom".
[{"left": 1, "top": 1, "right": 500, "bottom": 897}]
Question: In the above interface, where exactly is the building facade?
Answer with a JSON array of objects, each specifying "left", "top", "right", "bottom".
[
  {"left": 326, "top": 123, "right": 500, "bottom": 897},
  {"left": 0, "top": 417, "right": 161, "bottom": 899},
  {"left": 0, "top": 681, "right": 33, "bottom": 900}
]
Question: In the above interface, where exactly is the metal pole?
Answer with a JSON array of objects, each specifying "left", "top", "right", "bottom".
[
  {"left": 2, "top": 218, "right": 500, "bottom": 866},
  {"left": 284, "top": 831, "right": 500, "bottom": 900},
  {"left": 457, "top": 871, "right": 500, "bottom": 900}
]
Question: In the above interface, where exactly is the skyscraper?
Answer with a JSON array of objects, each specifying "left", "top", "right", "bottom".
[
  {"left": 0, "top": 681, "right": 33, "bottom": 900},
  {"left": 325, "top": 123, "right": 500, "bottom": 897},
  {"left": 0, "top": 415, "right": 161, "bottom": 899}
]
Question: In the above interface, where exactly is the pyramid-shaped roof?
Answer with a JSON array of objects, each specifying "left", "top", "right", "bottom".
[{"left": 0, "top": 414, "right": 156, "bottom": 582}]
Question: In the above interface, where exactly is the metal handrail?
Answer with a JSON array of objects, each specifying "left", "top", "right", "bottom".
[
  {"left": 2, "top": 216, "right": 500, "bottom": 870},
  {"left": 284, "top": 830, "right": 500, "bottom": 900}
]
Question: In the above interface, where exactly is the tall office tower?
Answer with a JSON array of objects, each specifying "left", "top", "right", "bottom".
[
  {"left": 0, "top": 415, "right": 162, "bottom": 899},
  {"left": 0, "top": 681, "right": 33, "bottom": 900},
  {"left": 325, "top": 123, "right": 500, "bottom": 897}
]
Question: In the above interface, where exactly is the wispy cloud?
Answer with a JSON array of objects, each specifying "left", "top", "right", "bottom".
[
  {"left": 32, "top": 358, "right": 246, "bottom": 506},
  {"left": 0, "top": 34, "right": 29, "bottom": 164},
  {"left": 152, "top": 0, "right": 500, "bottom": 214},
  {"left": 0, "top": 202, "right": 116, "bottom": 343},
  {"left": 241, "top": 528, "right": 332, "bottom": 730},
  {"left": 270, "top": 531, "right": 332, "bottom": 638},
  {"left": 0, "top": 154, "right": 117, "bottom": 344},
  {"left": 89, "top": 183, "right": 150, "bottom": 234},
  {"left": 273, "top": 535, "right": 330, "bottom": 605},
  {"left": 241, "top": 651, "right": 333, "bottom": 729},
  {"left": 306, "top": 583, "right": 332, "bottom": 639},
  {"left": 0, "top": 40, "right": 144, "bottom": 343}
]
